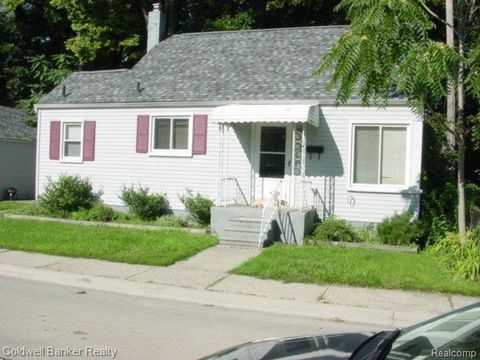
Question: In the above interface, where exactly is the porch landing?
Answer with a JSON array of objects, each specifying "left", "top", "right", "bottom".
[{"left": 211, "top": 206, "right": 317, "bottom": 246}]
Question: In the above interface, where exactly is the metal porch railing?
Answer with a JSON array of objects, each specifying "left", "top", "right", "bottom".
[
  {"left": 220, "top": 177, "right": 249, "bottom": 206},
  {"left": 258, "top": 181, "right": 282, "bottom": 247}
]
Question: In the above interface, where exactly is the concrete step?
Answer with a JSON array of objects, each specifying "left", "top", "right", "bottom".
[
  {"left": 224, "top": 227, "right": 260, "bottom": 234},
  {"left": 230, "top": 217, "right": 262, "bottom": 224},
  {"left": 223, "top": 229, "right": 259, "bottom": 242},
  {"left": 220, "top": 236, "right": 259, "bottom": 247}
]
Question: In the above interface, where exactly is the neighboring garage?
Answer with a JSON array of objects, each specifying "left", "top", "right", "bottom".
[{"left": 0, "top": 106, "right": 36, "bottom": 200}]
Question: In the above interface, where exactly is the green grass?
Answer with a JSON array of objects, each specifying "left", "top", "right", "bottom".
[
  {"left": 0, "top": 200, "right": 38, "bottom": 212},
  {"left": 0, "top": 201, "right": 206, "bottom": 228},
  {"left": 232, "top": 244, "right": 480, "bottom": 297},
  {"left": 0, "top": 217, "right": 218, "bottom": 266}
]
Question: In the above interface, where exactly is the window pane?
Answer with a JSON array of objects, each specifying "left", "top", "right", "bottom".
[
  {"left": 65, "top": 124, "right": 81, "bottom": 141},
  {"left": 260, "top": 153, "right": 285, "bottom": 178},
  {"left": 261, "top": 127, "right": 286, "bottom": 152},
  {"left": 65, "top": 142, "right": 81, "bottom": 157},
  {"left": 381, "top": 127, "right": 406, "bottom": 184},
  {"left": 173, "top": 119, "right": 188, "bottom": 149},
  {"left": 354, "top": 127, "right": 379, "bottom": 184},
  {"left": 154, "top": 118, "right": 171, "bottom": 149}
]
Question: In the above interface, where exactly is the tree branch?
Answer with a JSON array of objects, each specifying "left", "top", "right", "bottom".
[
  {"left": 419, "top": 1, "right": 456, "bottom": 31},
  {"left": 467, "top": 0, "right": 479, "bottom": 22}
]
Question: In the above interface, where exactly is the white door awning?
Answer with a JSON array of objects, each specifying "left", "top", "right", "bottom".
[{"left": 211, "top": 104, "right": 320, "bottom": 127}]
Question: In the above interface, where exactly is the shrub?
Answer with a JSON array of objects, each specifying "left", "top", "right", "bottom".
[
  {"left": 40, "top": 175, "right": 95, "bottom": 214},
  {"left": 306, "top": 217, "right": 359, "bottom": 244},
  {"left": 155, "top": 214, "right": 186, "bottom": 228},
  {"left": 357, "top": 224, "right": 380, "bottom": 243},
  {"left": 120, "top": 185, "right": 169, "bottom": 221},
  {"left": 180, "top": 190, "right": 214, "bottom": 226},
  {"left": 70, "top": 203, "right": 117, "bottom": 222},
  {"left": 377, "top": 212, "right": 421, "bottom": 246},
  {"left": 112, "top": 211, "right": 132, "bottom": 223},
  {"left": 429, "top": 230, "right": 480, "bottom": 281},
  {"left": 425, "top": 215, "right": 455, "bottom": 245}
]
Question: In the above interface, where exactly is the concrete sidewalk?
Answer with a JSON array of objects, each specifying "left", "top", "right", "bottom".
[{"left": 0, "top": 246, "right": 478, "bottom": 328}]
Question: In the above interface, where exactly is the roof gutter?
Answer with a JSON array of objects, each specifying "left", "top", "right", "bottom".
[{"left": 34, "top": 98, "right": 409, "bottom": 111}]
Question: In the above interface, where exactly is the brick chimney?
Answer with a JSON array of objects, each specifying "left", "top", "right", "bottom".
[{"left": 147, "top": 3, "right": 167, "bottom": 52}]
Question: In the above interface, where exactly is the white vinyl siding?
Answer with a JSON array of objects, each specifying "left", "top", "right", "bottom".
[
  {"left": 36, "top": 104, "right": 422, "bottom": 223},
  {"left": 37, "top": 107, "right": 252, "bottom": 212},
  {"left": 304, "top": 105, "right": 422, "bottom": 223}
]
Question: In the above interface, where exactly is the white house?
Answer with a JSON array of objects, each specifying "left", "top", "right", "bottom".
[
  {"left": 0, "top": 106, "right": 36, "bottom": 200},
  {"left": 35, "top": 4, "right": 423, "bottom": 245}
]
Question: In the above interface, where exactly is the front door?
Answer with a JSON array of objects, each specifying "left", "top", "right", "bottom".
[{"left": 256, "top": 125, "right": 292, "bottom": 205}]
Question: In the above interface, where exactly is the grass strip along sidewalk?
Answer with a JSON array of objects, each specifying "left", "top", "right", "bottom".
[
  {"left": 232, "top": 244, "right": 480, "bottom": 297},
  {"left": 0, "top": 217, "right": 218, "bottom": 266}
]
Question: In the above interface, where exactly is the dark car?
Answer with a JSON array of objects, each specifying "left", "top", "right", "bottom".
[{"left": 200, "top": 302, "right": 480, "bottom": 360}]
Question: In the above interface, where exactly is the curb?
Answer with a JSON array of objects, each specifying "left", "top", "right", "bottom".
[
  {"left": 0, "top": 263, "right": 436, "bottom": 329},
  {"left": 2, "top": 213, "right": 210, "bottom": 234}
]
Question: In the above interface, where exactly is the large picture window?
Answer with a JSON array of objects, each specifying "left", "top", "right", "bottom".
[
  {"left": 353, "top": 125, "right": 407, "bottom": 186},
  {"left": 151, "top": 116, "right": 191, "bottom": 156},
  {"left": 62, "top": 122, "right": 82, "bottom": 160}
]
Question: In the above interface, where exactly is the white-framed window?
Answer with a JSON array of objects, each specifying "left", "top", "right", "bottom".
[
  {"left": 150, "top": 115, "right": 193, "bottom": 157},
  {"left": 350, "top": 124, "right": 408, "bottom": 190},
  {"left": 62, "top": 122, "right": 82, "bottom": 162}
]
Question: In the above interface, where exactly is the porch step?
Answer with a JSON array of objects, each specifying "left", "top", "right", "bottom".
[
  {"left": 220, "top": 237, "right": 259, "bottom": 247},
  {"left": 223, "top": 231, "right": 259, "bottom": 242},
  {"left": 224, "top": 227, "right": 260, "bottom": 234},
  {"left": 225, "top": 216, "right": 262, "bottom": 242},
  {"left": 231, "top": 217, "right": 262, "bottom": 224}
]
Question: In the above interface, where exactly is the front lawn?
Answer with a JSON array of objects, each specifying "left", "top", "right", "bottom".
[
  {"left": 0, "top": 217, "right": 218, "bottom": 266},
  {"left": 0, "top": 200, "right": 37, "bottom": 212},
  {"left": 232, "top": 244, "right": 480, "bottom": 297},
  {"left": 0, "top": 200, "right": 205, "bottom": 228}
]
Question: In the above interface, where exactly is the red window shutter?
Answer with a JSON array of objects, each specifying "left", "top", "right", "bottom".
[
  {"left": 136, "top": 115, "right": 149, "bottom": 153},
  {"left": 83, "top": 121, "right": 96, "bottom": 161},
  {"left": 49, "top": 121, "right": 61, "bottom": 160},
  {"left": 192, "top": 114, "right": 208, "bottom": 155}
]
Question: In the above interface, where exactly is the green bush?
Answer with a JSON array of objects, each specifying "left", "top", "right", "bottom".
[
  {"left": 180, "top": 190, "right": 213, "bottom": 226},
  {"left": 357, "top": 224, "right": 380, "bottom": 243},
  {"left": 70, "top": 203, "right": 117, "bottom": 222},
  {"left": 120, "top": 185, "right": 170, "bottom": 221},
  {"left": 377, "top": 212, "right": 421, "bottom": 246},
  {"left": 306, "top": 217, "right": 359, "bottom": 244},
  {"left": 40, "top": 175, "right": 95, "bottom": 214},
  {"left": 429, "top": 229, "right": 480, "bottom": 281},
  {"left": 155, "top": 214, "right": 186, "bottom": 228},
  {"left": 425, "top": 215, "right": 455, "bottom": 245},
  {"left": 111, "top": 211, "right": 132, "bottom": 223}
]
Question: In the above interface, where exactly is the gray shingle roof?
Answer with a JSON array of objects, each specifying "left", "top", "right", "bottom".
[
  {"left": 40, "top": 26, "right": 348, "bottom": 105},
  {"left": 0, "top": 106, "right": 36, "bottom": 142}
]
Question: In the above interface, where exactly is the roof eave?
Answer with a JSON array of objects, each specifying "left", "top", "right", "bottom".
[{"left": 34, "top": 98, "right": 409, "bottom": 110}]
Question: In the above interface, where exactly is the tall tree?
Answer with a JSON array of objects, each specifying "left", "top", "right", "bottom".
[
  {"left": 1, "top": 0, "right": 73, "bottom": 107},
  {"left": 49, "top": 0, "right": 146, "bottom": 69},
  {"left": 316, "top": 0, "right": 480, "bottom": 236}
]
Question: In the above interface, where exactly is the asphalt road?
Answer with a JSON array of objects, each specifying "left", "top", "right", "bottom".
[{"left": 0, "top": 276, "right": 378, "bottom": 360}]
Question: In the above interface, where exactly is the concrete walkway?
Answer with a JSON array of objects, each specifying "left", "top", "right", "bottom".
[{"left": 0, "top": 246, "right": 478, "bottom": 329}]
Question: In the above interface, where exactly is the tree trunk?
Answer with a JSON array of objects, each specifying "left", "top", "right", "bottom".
[
  {"left": 446, "top": 0, "right": 456, "bottom": 147},
  {"left": 457, "top": 128, "right": 467, "bottom": 237},
  {"left": 457, "top": 3, "right": 467, "bottom": 238}
]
